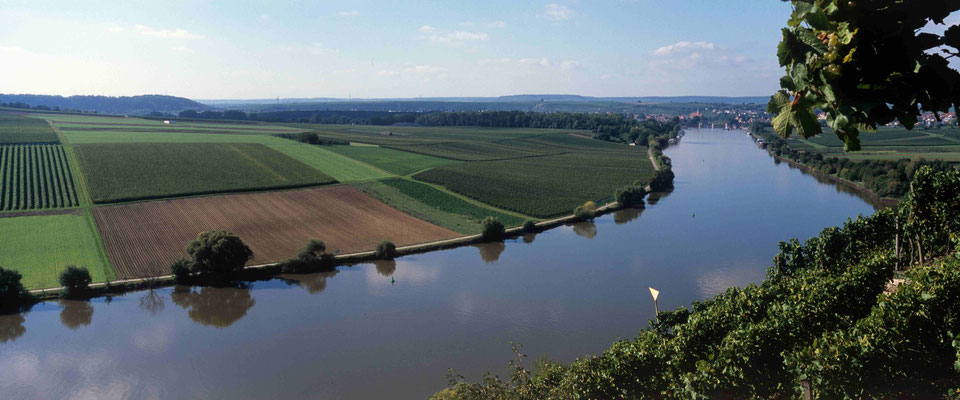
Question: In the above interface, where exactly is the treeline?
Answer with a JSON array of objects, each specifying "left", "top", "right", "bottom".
[
  {"left": 0, "top": 94, "right": 206, "bottom": 115},
  {"left": 274, "top": 132, "right": 349, "bottom": 146},
  {"left": 434, "top": 166, "right": 960, "bottom": 399},
  {"left": 759, "top": 131, "right": 953, "bottom": 198}
]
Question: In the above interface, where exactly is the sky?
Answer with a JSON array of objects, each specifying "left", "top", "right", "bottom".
[{"left": 0, "top": 0, "right": 802, "bottom": 99}]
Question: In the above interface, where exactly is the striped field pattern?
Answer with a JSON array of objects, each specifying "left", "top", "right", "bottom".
[{"left": 0, "top": 145, "right": 79, "bottom": 211}]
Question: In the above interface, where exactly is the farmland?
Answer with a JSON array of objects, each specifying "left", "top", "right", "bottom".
[
  {"left": 415, "top": 152, "right": 655, "bottom": 217},
  {"left": 0, "top": 112, "right": 60, "bottom": 144},
  {"left": 0, "top": 145, "right": 79, "bottom": 211},
  {"left": 0, "top": 111, "right": 663, "bottom": 286},
  {"left": 94, "top": 185, "right": 458, "bottom": 279},
  {"left": 324, "top": 145, "right": 459, "bottom": 175},
  {"left": 75, "top": 142, "right": 336, "bottom": 203},
  {"left": 0, "top": 213, "right": 111, "bottom": 289},
  {"left": 781, "top": 126, "right": 960, "bottom": 161}
]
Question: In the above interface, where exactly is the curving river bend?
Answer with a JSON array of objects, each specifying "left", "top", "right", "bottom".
[{"left": 0, "top": 129, "right": 878, "bottom": 399}]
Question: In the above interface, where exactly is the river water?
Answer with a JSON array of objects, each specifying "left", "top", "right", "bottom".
[{"left": 0, "top": 129, "right": 878, "bottom": 399}]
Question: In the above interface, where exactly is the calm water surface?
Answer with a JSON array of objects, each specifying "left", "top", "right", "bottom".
[{"left": 0, "top": 129, "right": 878, "bottom": 399}]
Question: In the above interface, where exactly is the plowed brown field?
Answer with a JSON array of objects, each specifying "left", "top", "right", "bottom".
[{"left": 93, "top": 185, "right": 459, "bottom": 279}]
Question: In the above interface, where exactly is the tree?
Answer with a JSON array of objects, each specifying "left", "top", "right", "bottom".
[
  {"left": 615, "top": 186, "right": 647, "bottom": 207},
  {"left": 480, "top": 216, "right": 506, "bottom": 241},
  {"left": 185, "top": 230, "right": 253, "bottom": 279},
  {"left": 58, "top": 265, "right": 92, "bottom": 298},
  {"left": 770, "top": 0, "right": 960, "bottom": 150},
  {"left": 0, "top": 266, "right": 30, "bottom": 310},
  {"left": 279, "top": 239, "right": 334, "bottom": 273},
  {"left": 375, "top": 240, "right": 397, "bottom": 259},
  {"left": 574, "top": 201, "right": 598, "bottom": 220},
  {"left": 178, "top": 109, "right": 199, "bottom": 118}
]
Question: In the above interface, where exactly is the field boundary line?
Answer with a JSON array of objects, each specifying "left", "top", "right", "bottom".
[
  {"left": 397, "top": 176, "right": 538, "bottom": 221},
  {"left": 46, "top": 119, "right": 117, "bottom": 281}
]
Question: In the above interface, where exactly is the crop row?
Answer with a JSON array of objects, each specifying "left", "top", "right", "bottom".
[
  {"left": 0, "top": 113, "right": 60, "bottom": 144},
  {"left": 0, "top": 145, "right": 79, "bottom": 211},
  {"left": 378, "top": 178, "right": 527, "bottom": 226},
  {"left": 414, "top": 152, "right": 655, "bottom": 218}
]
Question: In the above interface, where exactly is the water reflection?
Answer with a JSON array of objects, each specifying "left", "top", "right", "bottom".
[
  {"left": 0, "top": 312, "right": 26, "bottom": 343},
  {"left": 282, "top": 271, "right": 340, "bottom": 294},
  {"left": 474, "top": 242, "right": 506, "bottom": 263},
  {"left": 571, "top": 221, "right": 598, "bottom": 239},
  {"left": 139, "top": 289, "right": 165, "bottom": 315},
  {"left": 521, "top": 233, "right": 537, "bottom": 244},
  {"left": 171, "top": 285, "right": 255, "bottom": 328},
  {"left": 59, "top": 300, "right": 93, "bottom": 330},
  {"left": 613, "top": 207, "right": 643, "bottom": 225},
  {"left": 645, "top": 187, "right": 674, "bottom": 205},
  {"left": 374, "top": 260, "right": 397, "bottom": 277}
]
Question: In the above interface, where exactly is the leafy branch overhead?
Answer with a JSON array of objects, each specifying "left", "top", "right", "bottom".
[{"left": 771, "top": 0, "right": 960, "bottom": 151}]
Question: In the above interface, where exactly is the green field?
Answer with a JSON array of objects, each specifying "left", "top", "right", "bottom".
[
  {"left": 415, "top": 152, "right": 655, "bottom": 218},
  {"left": 264, "top": 143, "right": 393, "bottom": 182},
  {"left": 75, "top": 142, "right": 336, "bottom": 203},
  {"left": 0, "top": 145, "right": 79, "bottom": 211},
  {"left": 351, "top": 180, "right": 486, "bottom": 234},
  {"left": 379, "top": 178, "right": 526, "bottom": 226},
  {"left": 0, "top": 213, "right": 111, "bottom": 289},
  {"left": 0, "top": 113, "right": 60, "bottom": 144},
  {"left": 784, "top": 126, "right": 960, "bottom": 160},
  {"left": 324, "top": 145, "right": 459, "bottom": 175}
]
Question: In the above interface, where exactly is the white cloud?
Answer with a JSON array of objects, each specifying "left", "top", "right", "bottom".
[
  {"left": 404, "top": 65, "right": 444, "bottom": 74},
  {"left": 520, "top": 57, "right": 550, "bottom": 66},
  {"left": 377, "top": 70, "right": 399, "bottom": 77},
  {"left": 487, "top": 21, "right": 507, "bottom": 28},
  {"left": 424, "top": 31, "right": 488, "bottom": 47},
  {"left": 652, "top": 41, "right": 716, "bottom": 56},
  {"left": 417, "top": 25, "right": 437, "bottom": 33},
  {"left": 170, "top": 46, "right": 192, "bottom": 53},
  {"left": 560, "top": 60, "right": 581, "bottom": 70},
  {"left": 134, "top": 24, "right": 204, "bottom": 40},
  {"left": 541, "top": 4, "right": 573, "bottom": 21},
  {"left": 338, "top": 10, "right": 360, "bottom": 17},
  {"left": 107, "top": 25, "right": 124, "bottom": 33},
  {"left": 480, "top": 57, "right": 512, "bottom": 64},
  {"left": 306, "top": 42, "right": 339, "bottom": 55},
  {"left": 0, "top": 46, "right": 26, "bottom": 53},
  {"left": 259, "top": 14, "right": 270, "bottom": 21}
]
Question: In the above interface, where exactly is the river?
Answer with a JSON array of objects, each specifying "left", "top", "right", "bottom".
[{"left": 0, "top": 128, "right": 879, "bottom": 399}]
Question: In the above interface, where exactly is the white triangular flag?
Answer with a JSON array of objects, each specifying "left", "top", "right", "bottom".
[{"left": 649, "top": 287, "right": 659, "bottom": 301}]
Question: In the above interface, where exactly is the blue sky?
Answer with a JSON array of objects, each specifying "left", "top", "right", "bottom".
[{"left": 0, "top": 0, "right": 798, "bottom": 99}]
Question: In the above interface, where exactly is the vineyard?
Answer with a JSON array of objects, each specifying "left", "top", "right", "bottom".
[
  {"left": 414, "top": 152, "right": 655, "bottom": 218},
  {"left": 0, "top": 112, "right": 60, "bottom": 144},
  {"left": 0, "top": 145, "right": 79, "bottom": 211}
]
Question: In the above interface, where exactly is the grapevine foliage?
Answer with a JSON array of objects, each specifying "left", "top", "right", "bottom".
[{"left": 771, "top": 0, "right": 960, "bottom": 150}]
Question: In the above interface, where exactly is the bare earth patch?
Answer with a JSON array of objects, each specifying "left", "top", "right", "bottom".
[{"left": 93, "top": 185, "right": 458, "bottom": 279}]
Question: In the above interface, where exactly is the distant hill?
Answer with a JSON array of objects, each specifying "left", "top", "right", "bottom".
[
  {"left": 0, "top": 94, "right": 208, "bottom": 115},
  {"left": 200, "top": 94, "right": 770, "bottom": 108}
]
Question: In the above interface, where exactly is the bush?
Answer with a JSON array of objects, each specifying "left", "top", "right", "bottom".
[
  {"left": 170, "top": 258, "right": 192, "bottom": 283},
  {"left": 58, "top": 265, "right": 92, "bottom": 298},
  {"left": 615, "top": 186, "right": 647, "bottom": 207},
  {"left": 522, "top": 220, "right": 538, "bottom": 233},
  {"left": 0, "top": 266, "right": 30, "bottom": 310},
  {"left": 375, "top": 240, "right": 398, "bottom": 259},
  {"left": 481, "top": 216, "right": 506, "bottom": 241},
  {"left": 573, "top": 201, "right": 597, "bottom": 220},
  {"left": 280, "top": 239, "right": 335, "bottom": 273},
  {"left": 185, "top": 230, "right": 253, "bottom": 279}
]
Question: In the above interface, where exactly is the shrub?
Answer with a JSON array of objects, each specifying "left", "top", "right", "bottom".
[
  {"left": 0, "top": 266, "right": 30, "bottom": 310},
  {"left": 573, "top": 201, "right": 598, "bottom": 220},
  {"left": 58, "top": 265, "right": 92, "bottom": 298},
  {"left": 522, "top": 220, "right": 538, "bottom": 233},
  {"left": 185, "top": 230, "right": 253, "bottom": 279},
  {"left": 170, "top": 258, "right": 192, "bottom": 283},
  {"left": 375, "top": 240, "right": 398, "bottom": 259},
  {"left": 481, "top": 216, "right": 506, "bottom": 241},
  {"left": 615, "top": 186, "right": 647, "bottom": 207},
  {"left": 280, "top": 239, "right": 335, "bottom": 273}
]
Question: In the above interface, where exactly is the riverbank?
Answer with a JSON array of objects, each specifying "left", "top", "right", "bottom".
[
  {"left": 25, "top": 142, "right": 668, "bottom": 300},
  {"left": 769, "top": 151, "right": 899, "bottom": 206}
]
